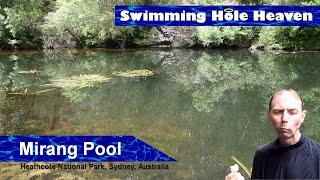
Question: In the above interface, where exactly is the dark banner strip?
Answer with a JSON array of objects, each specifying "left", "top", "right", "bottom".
[
  {"left": 115, "top": 6, "right": 320, "bottom": 26},
  {"left": 0, "top": 136, "right": 176, "bottom": 162}
]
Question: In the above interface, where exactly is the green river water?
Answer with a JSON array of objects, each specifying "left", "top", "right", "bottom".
[{"left": 0, "top": 49, "right": 319, "bottom": 179}]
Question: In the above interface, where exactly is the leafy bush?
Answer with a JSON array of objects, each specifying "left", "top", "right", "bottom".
[
  {"left": 41, "top": 0, "right": 112, "bottom": 48},
  {"left": 257, "top": 27, "right": 320, "bottom": 50},
  {"left": 42, "top": 0, "right": 151, "bottom": 49},
  {"left": 256, "top": 27, "right": 279, "bottom": 46},
  {"left": 0, "top": 0, "right": 320, "bottom": 50},
  {"left": 196, "top": 27, "right": 220, "bottom": 46},
  {"left": 1, "top": 1, "right": 51, "bottom": 49},
  {"left": 196, "top": 27, "right": 257, "bottom": 47}
]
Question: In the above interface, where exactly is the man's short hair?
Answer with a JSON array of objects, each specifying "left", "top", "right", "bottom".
[{"left": 268, "top": 89, "right": 304, "bottom": 111}]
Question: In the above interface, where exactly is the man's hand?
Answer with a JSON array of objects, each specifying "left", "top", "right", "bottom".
[
  {"left": 225, "top": 172, "right": 245, "bottom": 180},
  {"left": 225, "top": 164, "right": 245, "bottom": 180}
]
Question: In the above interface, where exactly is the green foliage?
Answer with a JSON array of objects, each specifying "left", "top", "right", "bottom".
[
  {"left": 196, "top": 27, "right": 257, "bottom": 47},
  {"left": 0, "top": 0, "right": 320, "bottom": 50},
  {"left": 196, "top": 27, "right": 220, "bottom": 46},
  {"left": 41, "top": 0, "right": 112, "bottom": 48},
  {"left": 1, "top": 1, "right": 51, "bottom": 49},
  {"left": 257, "top": 27, "right": 279, "bottom": 46},
  {"left": 255, "top": 0, "right": 320, "bottom": 50},
  {"left": 0, "top": 13, "right": 6, "bottom": 47},
  {"left": 42, "top": 0, "right": 151, "bottom": 48},
  {"left": 303, "top": 0, "right": 320, "bottom": 4},
  {"left": 239, "top": 0, "right": 319, "bottom": 4},
  {"left": 194, "top": 0, "right": 222, "bottom": 4},
  {"left": 257, "top": 27, "right": 320, "bottom": 50},
  {"left": 280, "top": 27, "right": 320, "bottom": 50},
  {"left": 108, "top": 26, "right": 152, "bottom": 48}
]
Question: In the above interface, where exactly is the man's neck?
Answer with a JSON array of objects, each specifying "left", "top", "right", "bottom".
[{"left": 279, "top": 131, "right": 301, "bottom": 147}]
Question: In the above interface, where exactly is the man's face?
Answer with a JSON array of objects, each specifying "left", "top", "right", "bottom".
[{"left": 268, "top": 92, "right": 306, "bottom": 140}]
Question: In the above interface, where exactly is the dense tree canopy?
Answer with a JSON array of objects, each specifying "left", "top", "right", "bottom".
[{"left": 0, "top": 0, "right": 319, "bottom": 50}]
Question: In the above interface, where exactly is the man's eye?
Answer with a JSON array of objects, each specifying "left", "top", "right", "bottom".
[
  {"left": 273, "top": 110, "right": 281, "bottom": 114},
  {"left": 288, "top": 110, "right": 298, "bottom": 115}
]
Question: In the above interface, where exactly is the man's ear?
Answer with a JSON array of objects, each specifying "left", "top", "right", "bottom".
[
  {"left": 267, "top": 109, "right": 272, "bottom": 117},
  {"left": 301, "top": 110, "right": 307, "bottom": 123},
  {"left": 267, "top": 110, "right": 272, "bottom": 121}
]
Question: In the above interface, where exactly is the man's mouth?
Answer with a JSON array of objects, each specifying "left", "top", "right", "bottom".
[{"left": 279, "top": 128, "right": 289, "bottom": 132}]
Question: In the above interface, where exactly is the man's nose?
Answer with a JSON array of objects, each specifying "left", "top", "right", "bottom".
[{"left": 281, "top": 110, "right": 289, "bottom": 122}]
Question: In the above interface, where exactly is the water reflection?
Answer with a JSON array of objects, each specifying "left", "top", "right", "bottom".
[{"left": 0, "top": 49, "right": 320, "bottom": 179}]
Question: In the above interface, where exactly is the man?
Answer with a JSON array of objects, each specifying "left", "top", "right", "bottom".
[{"left": 226, "top": 89, "right": 320, "bottom": 179}]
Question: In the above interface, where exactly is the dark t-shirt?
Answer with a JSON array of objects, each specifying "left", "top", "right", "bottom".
[{"left": 251, "top": 134, "right": 320, "bottom": 179}]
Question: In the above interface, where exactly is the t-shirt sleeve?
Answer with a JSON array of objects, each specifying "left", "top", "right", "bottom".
[{"left": 251, "top": 151, "right": 262, "bottom": 179}]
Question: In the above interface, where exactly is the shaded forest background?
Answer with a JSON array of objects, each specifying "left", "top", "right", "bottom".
[{"left": 1, "top": 0, "right": 320, "bottom": 50}]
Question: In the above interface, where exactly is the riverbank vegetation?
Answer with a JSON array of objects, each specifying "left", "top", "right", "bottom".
[{"left": 0, "top": 0, "right": 320, "bottom": 51}]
